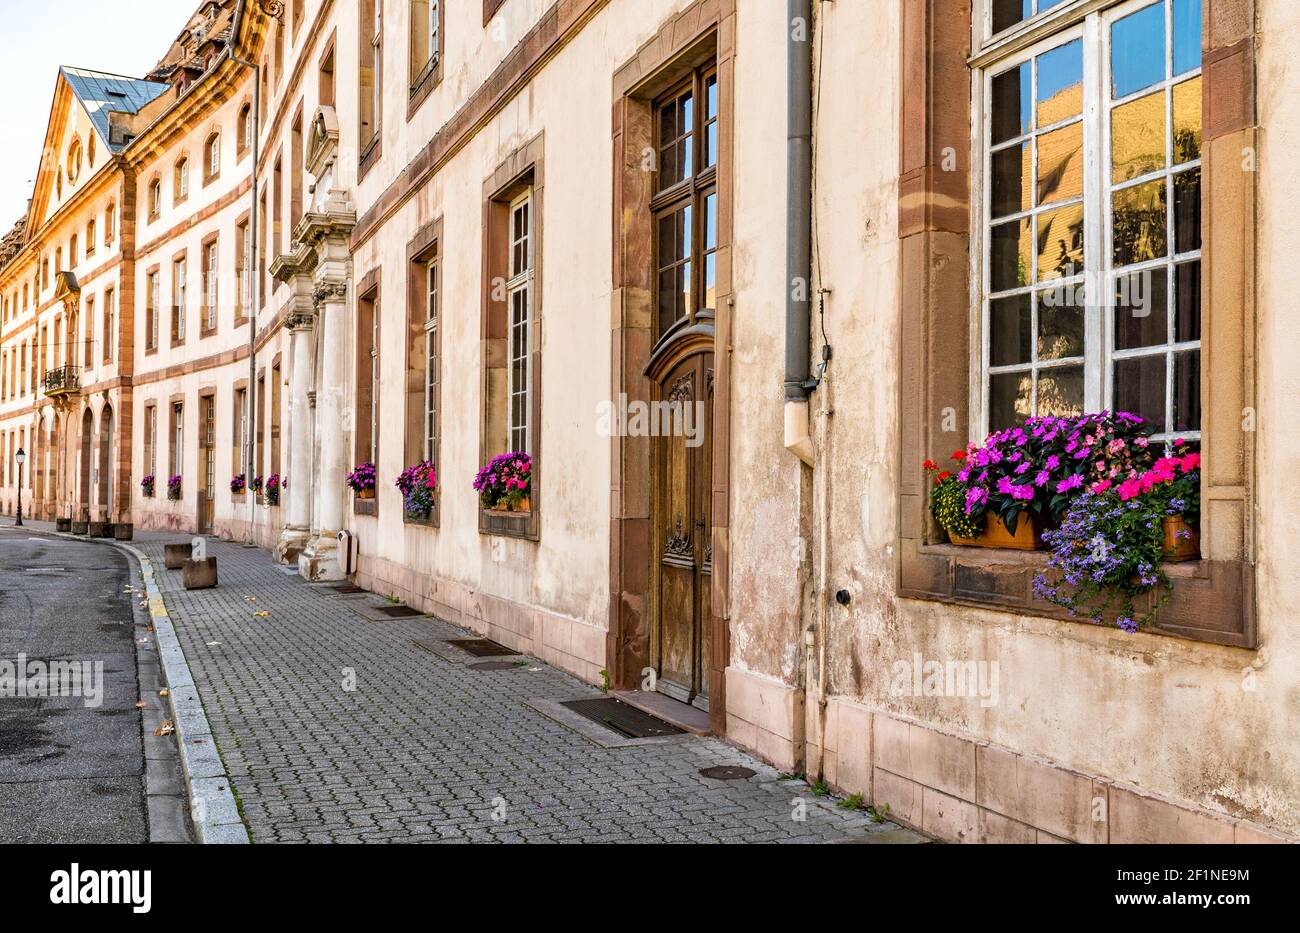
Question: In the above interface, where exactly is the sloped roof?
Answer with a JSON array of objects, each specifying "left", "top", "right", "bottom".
[{"left": 61, "top": 66, "right": 169, "bottom": 152}]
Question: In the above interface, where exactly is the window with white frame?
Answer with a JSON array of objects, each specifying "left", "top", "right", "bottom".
[
  {"left": 507, "top": 192, "right": 532, "bottom": 453},
  {"left": 979, "top": 0, "right": 1201, "bottom": 440},
  {"left": 204, "top": 240, "right": 218, "bottom": 330},
  {"left": 424, "top": 258, "right": 438, "bottom": 462},
  {"left": 173, "top": 257, "right": 187, "bottom": 341},
  {"left": 103, "top": 288, "right": 115, "bottom": 362}
]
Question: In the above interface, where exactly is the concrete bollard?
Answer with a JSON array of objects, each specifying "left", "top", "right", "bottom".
[
  {"left": 88, "top": 521, "right": 109, "bottom": 537},
  {"left": 71, "top": 519, "right": 89, "bottom": 535},
  {"left": 182, "top": 557, "right": 218, "bottom": 590},
  {"left": 164, "top": 544, "right": 190, "bottom": 569},
  {"left": 114, "top": 523, "right": 134, "bottom": 541},
  {"left": 55, "top": 518, "right": 72, "bottom": 532}
]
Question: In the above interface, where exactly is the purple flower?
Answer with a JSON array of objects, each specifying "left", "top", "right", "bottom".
[{"left": 1056, "top": 473, "right": 1083, "bottom": 494}]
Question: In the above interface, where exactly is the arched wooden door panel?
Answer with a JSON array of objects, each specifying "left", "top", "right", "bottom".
[{"left": 647, "top": 327, "right": 713, "bottom": 710}]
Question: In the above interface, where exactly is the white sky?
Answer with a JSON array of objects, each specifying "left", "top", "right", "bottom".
[{"left": 0, "top": 0, "right": 198, "bottom": 227}]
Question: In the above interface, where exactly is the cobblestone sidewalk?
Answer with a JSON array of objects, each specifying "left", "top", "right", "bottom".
[{"left": 132, "top": 534, "right": 920, "bottom": 844}]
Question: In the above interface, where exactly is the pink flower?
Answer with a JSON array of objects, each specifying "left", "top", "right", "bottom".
[
  {"left": 1056, "top": 474, "right": 1083, "bottom": 494},
  {"left": 1091, "top": 479, "right": 1112, "bottom": 493}
]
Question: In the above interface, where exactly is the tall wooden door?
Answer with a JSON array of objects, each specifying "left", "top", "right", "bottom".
[
  {"left": 199, "top": 395, "right": 215, "bottom": 532},
  {"left": 652, "top": 348, "right": 713, "bottom": 709}
]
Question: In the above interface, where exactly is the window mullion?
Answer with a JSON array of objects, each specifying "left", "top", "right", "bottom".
[{"left": 1082, "top": 12, "right": 1105, "bottom": 415}]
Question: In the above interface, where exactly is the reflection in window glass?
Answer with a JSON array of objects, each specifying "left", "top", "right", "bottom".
[
  {"left": 1172, "top": 77, "right": 1203, "bottom": 163},
  {"left": 1037, "top": 123, "right": 1082, "bottom": 203},
  {"left": 1036, "top": 39, "right": 1082, "bottom": 126},
  {"left": 991, "top": 62, "right": 1031, "bottom": 144},
  {"left": 1111, "top": 3, "right": 1165, "bottom": 99},
  {"left": 990, "top": 295, "right": 1032, "bottom": 367},
  {"left": 1036, "top": 202, "right": 1083, "bottom": 281},
  {"left": 1113, "top": 269, "right": 1168, "bottom": 349},
  {"left": 1113, "top": 354, "right": 1166, "bottom": 427},
  {"left": 1111, "top": 90, "right": 1166, "bottom": 182},
  {"left": 1036, "top": 365, "right": 1084, "bottom": 419},
  {"left": 992, "top": 143, "right": 1031, "bottom": 218},
  {"left": 1112, "top": 178, "right": 1167, "bottom": 267},
  {"left": 1172, "top": 0, "right": 1203, "bottom": 76}
]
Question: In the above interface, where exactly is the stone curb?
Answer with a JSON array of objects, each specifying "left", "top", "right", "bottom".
[
  {"left": 45, "top": 528, "right": 250, "bottom": 844},
  {"left": 112, "top": 540, "right": 250, "bottom": 844}
]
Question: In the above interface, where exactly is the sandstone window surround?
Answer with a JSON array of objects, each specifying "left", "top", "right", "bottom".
[
  {"left": 174, "top": 156, "right": 190, "bottom": 205},
  {"left": 171, "top": 251, "right": 188, "bottom": 346},
  {"left": 404, "top": 218, "right": 442, "bottom": 527},
  {"left": 143, "top": 403, "right": 157, "bottom": 483},
  {"left": 204, "top": 131, "right": 221, "bottom": 184},
  {"left": 102, "top": 287, "right": 115, "bottom": 363},
  {"left": 145, "top": 266, "right": 160, "bottom": 353},
  {"left": 896, "top": 0, "right": 1256, "bottom": 648},
  {"left": 147, "top": 178, "right": 161, "bottom": 222},
  {"left": 85, "top": 219, "right": 96, "bottom": 259},
  {"left": 354, "top": 267, "right": 380, "bottom": 518},
  {"left": 479, "top": 136, "right": 543, "bottom": 541},
  {"left": 407, "top": 0, "right": 444, "bottom": 117},
  {"left": 201, "top": 233, "right": 219, "bottom": 337},
  {"left": 358, "top": 0, "right": 383, "bottom": 181},
  {"left": 237, "top": 101, "right": 253, "bottom": 158},
  {"left": 234, "top": 380, "right": 249, "bottom": 485}
]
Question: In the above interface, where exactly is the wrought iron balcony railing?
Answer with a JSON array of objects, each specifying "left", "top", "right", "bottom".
[{"left": 43, "top": 364, "right": 81, "bottom": 397}]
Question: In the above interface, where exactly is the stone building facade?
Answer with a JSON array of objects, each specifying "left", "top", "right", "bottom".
[{"left": 0, "top": 0, "right": 1293, "bottom": 843}]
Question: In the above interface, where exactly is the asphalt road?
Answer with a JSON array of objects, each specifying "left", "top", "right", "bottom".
[{"left": 0, "top": 528, "right": 149, "bottom": 843}]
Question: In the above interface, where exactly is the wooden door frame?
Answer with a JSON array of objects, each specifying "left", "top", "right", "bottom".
[{"left": 609, "top": 3, "right": 735, "bottom": 734}]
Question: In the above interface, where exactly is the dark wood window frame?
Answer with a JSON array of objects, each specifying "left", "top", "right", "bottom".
[
  {"left": 354, "top": 268, "right": 381, "bottom": 517},
  {"left": 405, "top": 219, "right": 443, "bottom": 527},
  {"left": 483, "top": 0, "right": 506, "bottom": 26},
  {"left": 479, "top": 136, "right": 543, "bottom": 541},
  {"left": 896, "top": 0, "right": 1257, "bottom": 649},
  {"left": 651, "top": 64, "right": 719, "bottom": 341},
  {"left": 358, "top": 0, "right": 384, "bottom": 181},
  {"left": 200, "top": 232, "right": 219, "bottom": 338},
  {"left": 407, "top": 0, "right": 444, "bottom": 118}
]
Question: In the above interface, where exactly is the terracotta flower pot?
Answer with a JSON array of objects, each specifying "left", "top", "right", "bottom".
[
  {"left": 492, "top": 495, "right": 531, "bottom": 513},
  {"left": 1162, "top": 515, "right": 1200, "bottom": 562},
  {"left": 949, "top": 512, "right": 1041, "bottom": 550},
  {"left": 358, "top": 487, "right": 375, "bottom": 500}
]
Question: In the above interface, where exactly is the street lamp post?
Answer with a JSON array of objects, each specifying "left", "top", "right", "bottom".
[{"left": 15, "top": 446, "right": 26, "bottom": 527}]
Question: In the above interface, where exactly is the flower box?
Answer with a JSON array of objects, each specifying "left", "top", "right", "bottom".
[
  {"left": 357, "top": 487, "right": 375, "bottom": 500},
  {"left": 1162, "top": 515, "right": 1199, "bottom": 562},
  {"left": 490, "top": 494, "right": 531, "bottom": 513},
  {"left": 948, "top": 512, "right": 1040, "bottom": 550}
]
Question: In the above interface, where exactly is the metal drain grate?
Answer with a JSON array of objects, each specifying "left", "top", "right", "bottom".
[
  {"left": 377, "top": 605, "right": 424, "bottom": 618},
  {"left": 699, "top": 765, "right": 755, "bottom": 781},
  {"left": 560, "top": 698, "right": 685, "bottom": 739},
  {"left": 447, "top": 638, "right": 518, "bottom": 657},
  {"left": 330, "top": 584, "right": 365, "bottom": 594},
  {"left": 468, "top": 660, "right": 526, "bottom": 672}
]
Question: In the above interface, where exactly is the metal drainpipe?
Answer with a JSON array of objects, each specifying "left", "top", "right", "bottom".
[
  {"left": 783, "top": 0, "right": 814, "bottom": 466},
  {"left": 230, "top": 35, "right": 260, "bottom": 547}
]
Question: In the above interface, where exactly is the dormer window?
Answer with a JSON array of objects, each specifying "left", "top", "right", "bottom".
[{"left": 67, "top": 137, "right": 83, "bottom": 183}]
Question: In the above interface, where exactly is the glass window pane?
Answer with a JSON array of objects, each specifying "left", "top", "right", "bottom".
[
  {"left": 1172, "top": 76, "right": 1202, "bottom": 163},
  {"left": 1036, "top": 365, "right": 1084, "bottom": 418},
  {"left": 1114, "top": 354, "right": 1167, "bottom": 429},
  {"left": 1174, "top": 260, "right": 1201, "bottom": 342},
  {"left": 1038, "top": 285, "right": 1085, "bottom": 359},
  {"left": 1114, "top": 268, "right": 1168, "bottom": 349},
  {"left": 1036, "top": 202, "right": 1083, "bottom": 281},
  {"left": 1174, "top": 168, "right": 1201, "bottom": 253},
  {"left": 990, "top": 294, "right": 1032, "bottom": 366},
  {"left": 1113, "top": 178, "right": 1168, "bottom": 266},
  {"left": 990, "top": 371, "right": 1032, "bottom": 429},
  {"left": 1172, "top": 0, "right": 1203, "bottom": 77},
  {"left": 1173, "top": 350, "right": 1201, "bottom": 431},
  {"left": 991, "top": 218, "right": 1033, "bottom": 292},
  {"left": 1111, "top": 3, "right": 1166, "bottom": 99},
  {"left": 992, "top": 143, "right": 1031, "bottom": 218},
  {"left": 1112, "top": 89, "right": 1166, "bottom": 183},
  {"left": 992, "top": 0, "right": 1031, "bottom": 34},
  {"left": 1036, "top": 122, "right": 1082, "bottom": 204},
  {"left": 991, "top": 61, "right": 1031, "bottom": 144},
  {"left": 1036, "top": 39, "right": 1082, "bottom": 126}
]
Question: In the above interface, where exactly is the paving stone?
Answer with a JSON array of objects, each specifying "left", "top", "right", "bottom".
[{"left": 128, "top": 532, "right": 915, "bottom": 844}]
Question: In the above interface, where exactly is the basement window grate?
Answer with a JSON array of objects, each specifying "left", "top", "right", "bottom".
[
  {"left": 377, "top": 605, "right": 424, "bottom": 618},
  {"left": 698, "top": 765, "right": 755, "bottom": 781},
  {"left": 447, "top": 638, "right": 518, "bottom": 657},
  {"left": 467, "top": 660, "right": 526, "bottom": 672},
  {"left": 560, "top": 698, "right": 685, "bottom": 739},
  {"left": 329, "top": 584, "right": 365, "bottom": 594}
]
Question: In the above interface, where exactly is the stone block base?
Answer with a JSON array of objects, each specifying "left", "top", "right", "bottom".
[
  {"left": 298, "top": 534, "right": 345, "bottom": 581},
  {"left": 163, "top": 544, "right": 190, "bottom": 570},
  {"left": 182, "top": 557, "right": 218, "bottom": 589}
]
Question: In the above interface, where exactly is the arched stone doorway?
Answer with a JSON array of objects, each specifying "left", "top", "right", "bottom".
[
  {"left": 97, "top": 403, "right": 114, "bottom": 520},
  {"left": 77, "top": 408, "right": 93, "bottom": 528}
]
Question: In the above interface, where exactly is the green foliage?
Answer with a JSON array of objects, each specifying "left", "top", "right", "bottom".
[
  {"left": 930, "top": 475, "right": 982, "bottom": 540},
  {"left": 837, "top": 792, "right": 866, "bottom": 811}
]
